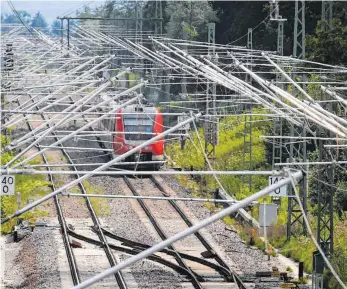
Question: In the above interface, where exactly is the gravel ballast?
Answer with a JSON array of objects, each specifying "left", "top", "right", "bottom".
[
  {"left": 90, "top": 175, "right": 184, "bottom": 289},
  {"left": 160, "top": 172, "right": 288, "bottom": 275},
  {"left": 4, "top": 228, "right": 61, "bottom": 289}
]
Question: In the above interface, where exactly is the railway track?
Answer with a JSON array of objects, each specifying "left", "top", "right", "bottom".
[
  {"left": 14, "top": 90, "right": 128, "bottom": 288},
  {"left": 5, "top": 85, "right": 295, "bottom": 289},
  {"left": 150, "top": 176, "right": 247, "bottom": 287},
  {"left": 13, "top": 97, "right": 81, "bottom": 285},
  {"left": 123, "top": 175, "right": 245, "bottom": 289},
  {"left": 80, "top": 121, "right": 244, "bottom": 288},
  {"left": 5, "top": 79, "right": 290, "bottom": 289}
]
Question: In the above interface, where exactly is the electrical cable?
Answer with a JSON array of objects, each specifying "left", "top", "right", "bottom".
[
  {"left": 190, "top": 118, "right": 231, "bottom": 197},
  {"left": 6, "top": 1, "right": 37, "bottom": 39},
  {"left": 226, "top": 14, "right": 271, "bottom": 46},
  {"left": 60, "top": 1, "right": 95, "bottom": 18}
]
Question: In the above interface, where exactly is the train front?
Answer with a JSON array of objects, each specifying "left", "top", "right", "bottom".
[{"left": 114, "top": 105, "right": 164, "bottom": 170}]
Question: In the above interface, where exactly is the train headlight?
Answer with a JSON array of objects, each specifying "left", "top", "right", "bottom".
[{"left": 145, "top": 146, "right": 149, "bottom": 150}]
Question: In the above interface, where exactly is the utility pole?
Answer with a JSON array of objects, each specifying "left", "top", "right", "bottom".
[
  {"left": 270, "top": 1, "right": 286, "bottom": 207},
  {"left": 135, "top": 1, "right": 143, "bottom": 45},
  {"left": 317, "top": 131, "right": 334, "bottom": 257},
  {"left": 270, "top": 1, "right": 286, "bottom": 173},
  {"left": 204, "top": 23, "right": 218, "bottom": 170},
  {"left": 201, "top": 23, "right": 219, "bottom": 194},
  {"left": 154, "top": 0, "right": 163, "bottom": 36},
  {"left": 203, "top": 23, "right": 218, "bottom": 194},
  {"left": 135, "top": 2, "right": 143, "bottom": 79},
  {"left": 67, "top": 19, "right": 70, "bottom": 51},
  {"left": 181, "top": 26, "right": 189, "bottom": 97},
  {"left": 206, "top": 23, "right": 216, "bottom": 116},
  {"left": 293, "top": 0, "right": 305, "bottom": 59},
  {"left": 242, "top": 28, "right": 253, "bottom": 195},
  {"left": 244, "top": 28, "right": 252, "bottom": 85},
  {"left": 277, "top": 21, "right": 285, "bottom": 57},
  {"left": 312, "top": 97, "right": 334, "bottom": 288},
  {"left": 321, "top": 0, "right": 333, "bottom": 29},
  {"left": 60, "top": 19, "right": 64, "bottom": 50},
  {"left": 285, "top": 0, "right": 308, "bottom": 240}
]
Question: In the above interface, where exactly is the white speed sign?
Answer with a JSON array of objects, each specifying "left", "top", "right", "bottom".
[
  {"left": 1, "top": 175, "right": 15, "bottom": 196},
  {"left": 268, "top": 176, "right": 287, "bottom": 197}
]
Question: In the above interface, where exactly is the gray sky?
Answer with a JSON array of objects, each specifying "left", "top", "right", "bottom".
[{"left": 1, "top": 1, "right": 106, "bottom": 25}]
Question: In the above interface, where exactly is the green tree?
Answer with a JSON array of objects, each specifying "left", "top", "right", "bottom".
[
  {"left": 51, "top": 19, "right": 61, "bottom": 36},
  {"left": 31, "top": 11, "right": 48, "bottom": 29},
  {"left": 211, "top": 1, "right": 322, "bottom": 54},
  {"left": 306, "top": 19, "right": 347, "bottom": 66},
  {"left": 165, "top": 1, "right": 217, "bottom": 40},
  {"left": 142, "top": 1, "right": 168, "bottom": 35},
  {"left": 1, "top": 10, "right": 31, "bottom": 24},
  {"left": 335, "top": 183, "right": 347, "bottom": 217}
]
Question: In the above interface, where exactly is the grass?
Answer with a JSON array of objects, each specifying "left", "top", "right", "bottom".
[
  {"left": 281, "top": 237, "right": 315, "bottom": 273},
  {"left": 1, "top": 174, "right": 50, "bottom": 234},
  {"left": 1, "top": 135, "right": 51, "bottom": 233},
  {"left": 166, "top": 112, "right": 347, "bottom": 288},
  {"left": 81, "top": 180, "right": 111, "bottom": 217}
]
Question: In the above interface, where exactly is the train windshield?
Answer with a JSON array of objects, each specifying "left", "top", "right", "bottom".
[{"left": 123, "top": 115, "right": 153, "bottom": 141}]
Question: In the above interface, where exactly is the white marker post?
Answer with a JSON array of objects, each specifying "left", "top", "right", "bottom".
[
  {"left": 268, "top": 175, "right": 287, "bottom": 197},
  {"left": 0, "top": 175, "right": 15, "bottom": 196}
]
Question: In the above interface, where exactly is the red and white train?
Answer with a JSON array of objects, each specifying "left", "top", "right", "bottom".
[{"left": 99, "top": 103, "right": 165, "bottom": 170}]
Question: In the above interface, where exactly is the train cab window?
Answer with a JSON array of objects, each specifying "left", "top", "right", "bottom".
[{"left": 123, "top": 115, "right": 153, "bottom": 141}]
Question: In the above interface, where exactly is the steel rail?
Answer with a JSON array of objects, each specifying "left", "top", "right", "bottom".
[
  {"left": 123, "top": 176, "right": 205, "bottom": 289},
  {"left": 54, "top": 85, "right": 129, "bottom": 289},
  {"left": 12, "top": 96, "right": 81, "bottom": 285},
  {"left": 150, "top": 176, "right": 246, "bottom": 288},
  {"left": 58, "top": 144, "right": 128, "bottom": 289},
  {"left": 73, "top": 115, "right": 232, "bottom": 283},
  {"left": 0, "top": 112, "right": 202, "bottom": 224},
  {"left": 151, "top": 176, "right": 237, "bottom": 275},
  {"left": 72, "top": 171, "right": 303, "bottom": 289},
  {"left": 100, "top": 227, "right": 233, "bottom": 278},
  {"left": 18, "top": 89, "right": 129, "bottom": 289},
  {"left": 67, "top": 229, "right": 200, "bottom": 280}
]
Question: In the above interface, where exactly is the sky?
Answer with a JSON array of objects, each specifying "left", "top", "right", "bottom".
[{"left": 1, "top": 0, "right": 106, "bottom": 25}]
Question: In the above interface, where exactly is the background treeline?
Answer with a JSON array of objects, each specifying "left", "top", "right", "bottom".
[
  {"left": 2, "top": 1, "right": 347, "bottom": 65},
  {"left": 80, "top": 1, "right": 347, "bottom": 66}
]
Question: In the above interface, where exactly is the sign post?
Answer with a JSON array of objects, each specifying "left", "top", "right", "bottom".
[
  {"left": 0, "top": 175, "right": 15, "bottom": 196},
  {"left": 16, "top": 192, "right": 21, "bottom": 210},
  {"left": 178, "top": 114, "right": 190, "bottom": 150}
]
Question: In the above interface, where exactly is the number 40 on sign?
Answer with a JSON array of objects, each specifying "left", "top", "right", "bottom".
[
  {"left": 1, "top": 175, "right": 15, "bottom": 196},
  {"left": 268, "top": 176, "right": 287, "bottom": 197}
]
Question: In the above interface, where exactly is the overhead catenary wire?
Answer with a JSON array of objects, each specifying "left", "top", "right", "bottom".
[
  {"left": 62, "top": 192, "right": 259, "bottom": 205},
  {"left": 2, "top": 21, "right": 347, "bottom": 288},
  {"left": 71, "top": 170, "right": 303, "bottom": 289},
  {"left": 1, "top": 112, "right": 202, "bottom": 224}
]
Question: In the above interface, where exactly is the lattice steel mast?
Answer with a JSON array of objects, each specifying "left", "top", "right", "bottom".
[
  {"left": 321, "top": 0, "right": 333, "bottom": 29},
  {"left": 204, "top": 23, "right": 218, "bottom": 169},
  {"left": 287, "top": 0, "right": 308, "bottom": 240},
  {"left": 270, "top": 0, "right": 286, "bottom": 172},
  {"left": 242, "top": 28, "right": 253, "bottom": 194}
]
